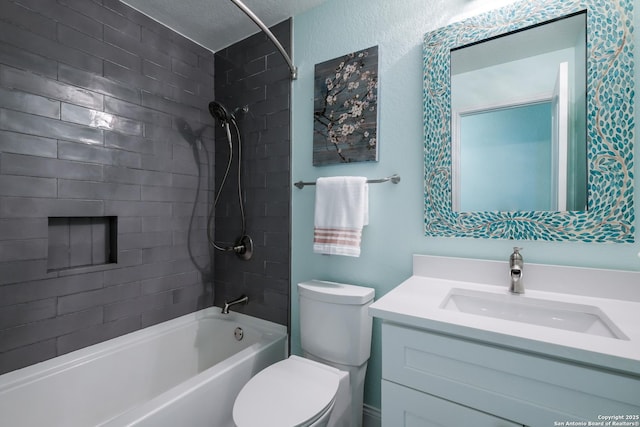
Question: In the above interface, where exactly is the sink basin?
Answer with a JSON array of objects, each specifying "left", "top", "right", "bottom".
[{"left": 441, "top": 288, "right": 628, "bottom": 340}]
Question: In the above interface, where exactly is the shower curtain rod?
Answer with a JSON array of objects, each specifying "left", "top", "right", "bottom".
[{"left": 229, "top": 0, "right": 298, "bottom": 80}]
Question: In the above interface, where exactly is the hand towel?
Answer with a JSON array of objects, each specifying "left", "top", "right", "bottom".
[{"left": 313, "top": 176, "right": 368, "bottom": 257}]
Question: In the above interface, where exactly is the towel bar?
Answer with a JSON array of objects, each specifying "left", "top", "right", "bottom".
[{"left": 294, "top": 174, "right": 400, "bottom": 189}]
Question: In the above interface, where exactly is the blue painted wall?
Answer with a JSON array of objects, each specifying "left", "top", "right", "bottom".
[
  {"left": 459, "top": 103, "right": 552, "bottom": 211},
  {"left": 291, "top": 0, "right": 640, "bottom": 410}
]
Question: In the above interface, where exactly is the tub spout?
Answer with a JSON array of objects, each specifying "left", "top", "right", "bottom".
[{"left": 222, "top": 295, "right": 249, "bottom": 314}]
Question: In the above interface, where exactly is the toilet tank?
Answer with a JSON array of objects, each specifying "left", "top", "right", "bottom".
[{"left": 298, "top": 280, "right": 375, "bottom": 366}]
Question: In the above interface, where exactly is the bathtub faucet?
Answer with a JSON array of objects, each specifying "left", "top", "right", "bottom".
[{"left": 222, "top": 295, "right": 249, "bottom": 314}]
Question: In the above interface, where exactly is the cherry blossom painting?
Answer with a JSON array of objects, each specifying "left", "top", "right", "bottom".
[{"left": 313, "top": 46, "right": 379, "bottom": 165}]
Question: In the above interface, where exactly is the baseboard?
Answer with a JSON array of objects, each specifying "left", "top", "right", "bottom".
[{"left": 363, "top": 404, "right": 381, "bottom": 427}]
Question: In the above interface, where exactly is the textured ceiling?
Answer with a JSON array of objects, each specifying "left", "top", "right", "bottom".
[{"left": 120, "top": 0, "right": 328, "bottom": 52}]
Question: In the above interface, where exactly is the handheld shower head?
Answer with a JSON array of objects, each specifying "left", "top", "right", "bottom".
[{"left": 208, "top": 101, "right": 234, "bottom": 125}]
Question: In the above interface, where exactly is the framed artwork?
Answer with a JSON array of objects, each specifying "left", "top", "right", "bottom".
[{"left": 313, "top": 46, "right": 379, "bottom": 165}]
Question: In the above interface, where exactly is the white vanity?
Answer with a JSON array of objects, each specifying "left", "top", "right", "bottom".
[{"left": 369, "top": 255, "right": 640, "bottom": 427}]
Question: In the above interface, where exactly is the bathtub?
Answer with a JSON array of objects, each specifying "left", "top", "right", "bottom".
[{"left": 0, "top": 307, "right": 287, "bottom": 427}]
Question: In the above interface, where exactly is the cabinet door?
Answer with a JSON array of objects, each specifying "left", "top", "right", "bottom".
[{"left": 382, "top": 380, "right": 524, "bottom": 427}]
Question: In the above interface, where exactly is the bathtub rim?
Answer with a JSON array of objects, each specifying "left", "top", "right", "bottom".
[
  {"left": 0, "top": 307, "right": 287, "bottom": 393},
  {"left": 99, "top": 319, "right": 288, "bottom": 426}
]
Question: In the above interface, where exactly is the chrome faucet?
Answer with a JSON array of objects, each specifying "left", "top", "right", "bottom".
[
  {"left": 509, "top": 247, "right": 524, "bottom": 294},
  {"left": 221, "top": 295, "right": 249, "bottom": 314}
]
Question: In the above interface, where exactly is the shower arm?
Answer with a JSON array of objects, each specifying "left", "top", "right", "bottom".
[{"left": 229, "top": 0, "right": 298, "bottom": 80}]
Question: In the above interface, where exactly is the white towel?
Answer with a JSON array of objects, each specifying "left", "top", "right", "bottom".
[{"left": 313, "top": 176, "right": 369, "bottom": 257}]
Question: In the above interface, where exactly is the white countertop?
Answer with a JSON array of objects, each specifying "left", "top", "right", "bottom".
[{"left": 369, "top": 255, "right": 640, "bottom": 376}]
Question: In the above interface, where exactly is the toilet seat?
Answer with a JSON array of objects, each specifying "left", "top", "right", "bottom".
[{"left": 233, "top": 356, "right": 340, "bottom": 427}]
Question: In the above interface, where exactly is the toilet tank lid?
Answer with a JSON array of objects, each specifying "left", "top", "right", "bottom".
[{"left": 298, "top": 280, "right": 374, "bottom": 305}]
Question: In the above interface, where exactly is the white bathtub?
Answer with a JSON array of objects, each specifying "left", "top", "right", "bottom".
[{"left": 0, "top": 307, "right": 288, "bottom": 427}]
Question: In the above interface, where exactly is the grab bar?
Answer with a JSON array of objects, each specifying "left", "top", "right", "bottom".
[{"left": 294, "top": 174, "right": 401, "bottom": 189}]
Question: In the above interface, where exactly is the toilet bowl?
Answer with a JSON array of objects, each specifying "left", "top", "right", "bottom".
[
  {"left": 232, "top": 280, "right": 374, "bottom": 427},
  {"left": 232, "top": 356, "right": 350, "bottom": 427}
]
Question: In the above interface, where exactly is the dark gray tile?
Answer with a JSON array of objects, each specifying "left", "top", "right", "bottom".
[
  {"left": 140, "top": 300, "right": 194, "bottom": 328},
  {"left": 68, "top": 217, "right": 92, "bottom": 267},
  {"left": 140, "top": 27, "right": 198, "bottom": 67},
  {"left": 0, "top": 218, "right": 48, "bottom": 240},
  {"left": 58, "top": 179, "right": 140, "bottom": 201},
  {"left": 141, "top": 185, "right": 195, "bottom": 203},
  {"left": 0, "top": 298, "right": 56, "bottom": 330},
  {"left": 0, "top": 20, "right": 102, "bottom": 74},
  {"left": 104, "top": 96, "right": 172, "bottom": 126},
  {"left": 117, "top": 217, "right": 142, "bottom": 234},
  {"left": 102, "top": 0, "right": 164, "bottom": 34},
  {"left": 58, "top": 140, "right": 141, "bottom": 168},
  {"left": 141, "top": 91, "right": 200, "bottom": 118},
  {"left": 0, "top": 339, "right": 56, "bottom": 375},
  {"left": 0, "top": 0, "right": 217, "bottom": 368},
  {"left": 1, "top": 152, "right": 104, "bottom": 180},
  {"left": 56, "top": 315, "right": 141, "bottom": 356},
  {"left": 104, "top": 291, "right": 172, "bottom": 322},
  {"left": 47, "top": 217, "right": 70, "bottom": 271},
  {"left": 0, "top": 259, "right": 54, "bottom": 286},
  {"left": 140, "top": 271, "right": 200, "bottom": 295},
  {"left": 143, "top": 123, "right": 187, "bottom": 148},
  {"left": 172, "top": 282, "right": 205, "bottom": 305},
  {"left": 58, "top": 64, "right": 140, "bottom": 104},
  {"left": 0, "top": 307, "right": 103, "bottom": 353},
  {"left": 58, "top": 0, "right": 141, "bottom": 40},
  {"left": 118, "top": 231, "right": 172, "bottom": 250},
  {"left": 172, "top": 57, "right": 211, "bottom": 82},
  {"left": 140, "top": 152, "right": 174, "bottom": 172},
  {"left": 0, "top": 109, "right": 104, "bottom": 145},
  {"left": 58, "top": 24, "right": 140, "bottom": 72},
  {"left": 103, "top": 258, "right": 199, "bottom": 286},
  {"left": 170, "top": 173, "right": 199, "bottom": 189},
  {"left": 91, "top": 219, "right": 107, "bottom": 264},
  {"left": 0, "top": 130, "right": 57, "bottom": 158},
  {"left": 0, "top": 87, "right": 60, "bottom": 119},
  {"left": 2, "top": 65, "right": 103, "bottom": 110},
  {"left": 0, "top": 197, "right": 105, "bottom": 218},
  {"left": 14, "top": 0, "right": 103, "bottom": 39},
  {"left": 103, "top": 61, "right": 168, "bottom": 98},
  {"left": 61, "top": 103, "right": 143, "bottom": 136},
  {"left": 0, "top": 0, "right": 57, "bottom": 39},
  {"left": 0, "top": 42, "right": 58, "bottom": 79},
  {"left": 104, "top": 200, "right": 172, "bottom": 217},
  {"left": 0, "top": 238, "right": 47, "bottom": 263},
  {"left": 142, "top": 60, "right": 197, "bottom": 94},
  {"left": 104, "top": 131, "right": 154, "bottom": 154},
  {"left": 140, "top": 245, "right": 173, "bottom": 264},
  {"left": 103, "top": 165, "right": 171, "bottom": 186},
  {"left": 104, "top": 25, "right": 170, "bottom": 69},
  {"left": 0, "top": 175, "right": 57, "bottom": 198},
  {"left": 0, "top": 272, "right": 105, "bottom": 307},
  {"left": 58, "top": 282, "right": 141, "bottom": 315}
]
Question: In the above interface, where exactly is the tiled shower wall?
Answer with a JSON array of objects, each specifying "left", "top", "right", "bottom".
[
  {"left": 213, "top": 21, "right": 292, "bottom": 326},
  {"left": 0, "top": 0, "right": 216, "bottom": 374}
]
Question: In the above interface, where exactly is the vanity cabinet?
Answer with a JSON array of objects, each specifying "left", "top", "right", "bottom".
[
  {"left": 382, "top": 380, "right": 523, "bottom": 426},
  {"left": 381, "top": 322, "right": 640, "bottom": 427}
]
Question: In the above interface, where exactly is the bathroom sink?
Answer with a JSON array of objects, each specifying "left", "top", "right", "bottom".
[{"left": 441, "top": 288, "right": 628, "bottom": 340}]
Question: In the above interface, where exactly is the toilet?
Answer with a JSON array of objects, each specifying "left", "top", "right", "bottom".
[{"left": 232, "top": 280, "right": 375, "bottom": 427}]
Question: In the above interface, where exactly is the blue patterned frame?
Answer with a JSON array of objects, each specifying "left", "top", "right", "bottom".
[{"left": 423, "top": 0, "right": 635, "bottom": 242}]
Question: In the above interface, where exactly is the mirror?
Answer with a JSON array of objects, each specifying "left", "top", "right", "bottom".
[
  {"left": 451, "top": 12, "right": 587, "bottom": 212},
  {"left": 423, "top": 0, "right": 634, "bottom": 242}
]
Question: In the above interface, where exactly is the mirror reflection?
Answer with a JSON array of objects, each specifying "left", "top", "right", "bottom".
[{"left": 450, "top": 12, "right": 587, "bottom": 212}]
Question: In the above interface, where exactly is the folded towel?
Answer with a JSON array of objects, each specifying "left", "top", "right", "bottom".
[{"left": 313, "top": 176, "right": 369, "bottom": 257}]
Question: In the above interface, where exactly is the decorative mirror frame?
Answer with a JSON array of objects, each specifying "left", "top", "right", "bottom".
[{"left": 423, "top": 0, "right": 635, "bottom": 242}]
